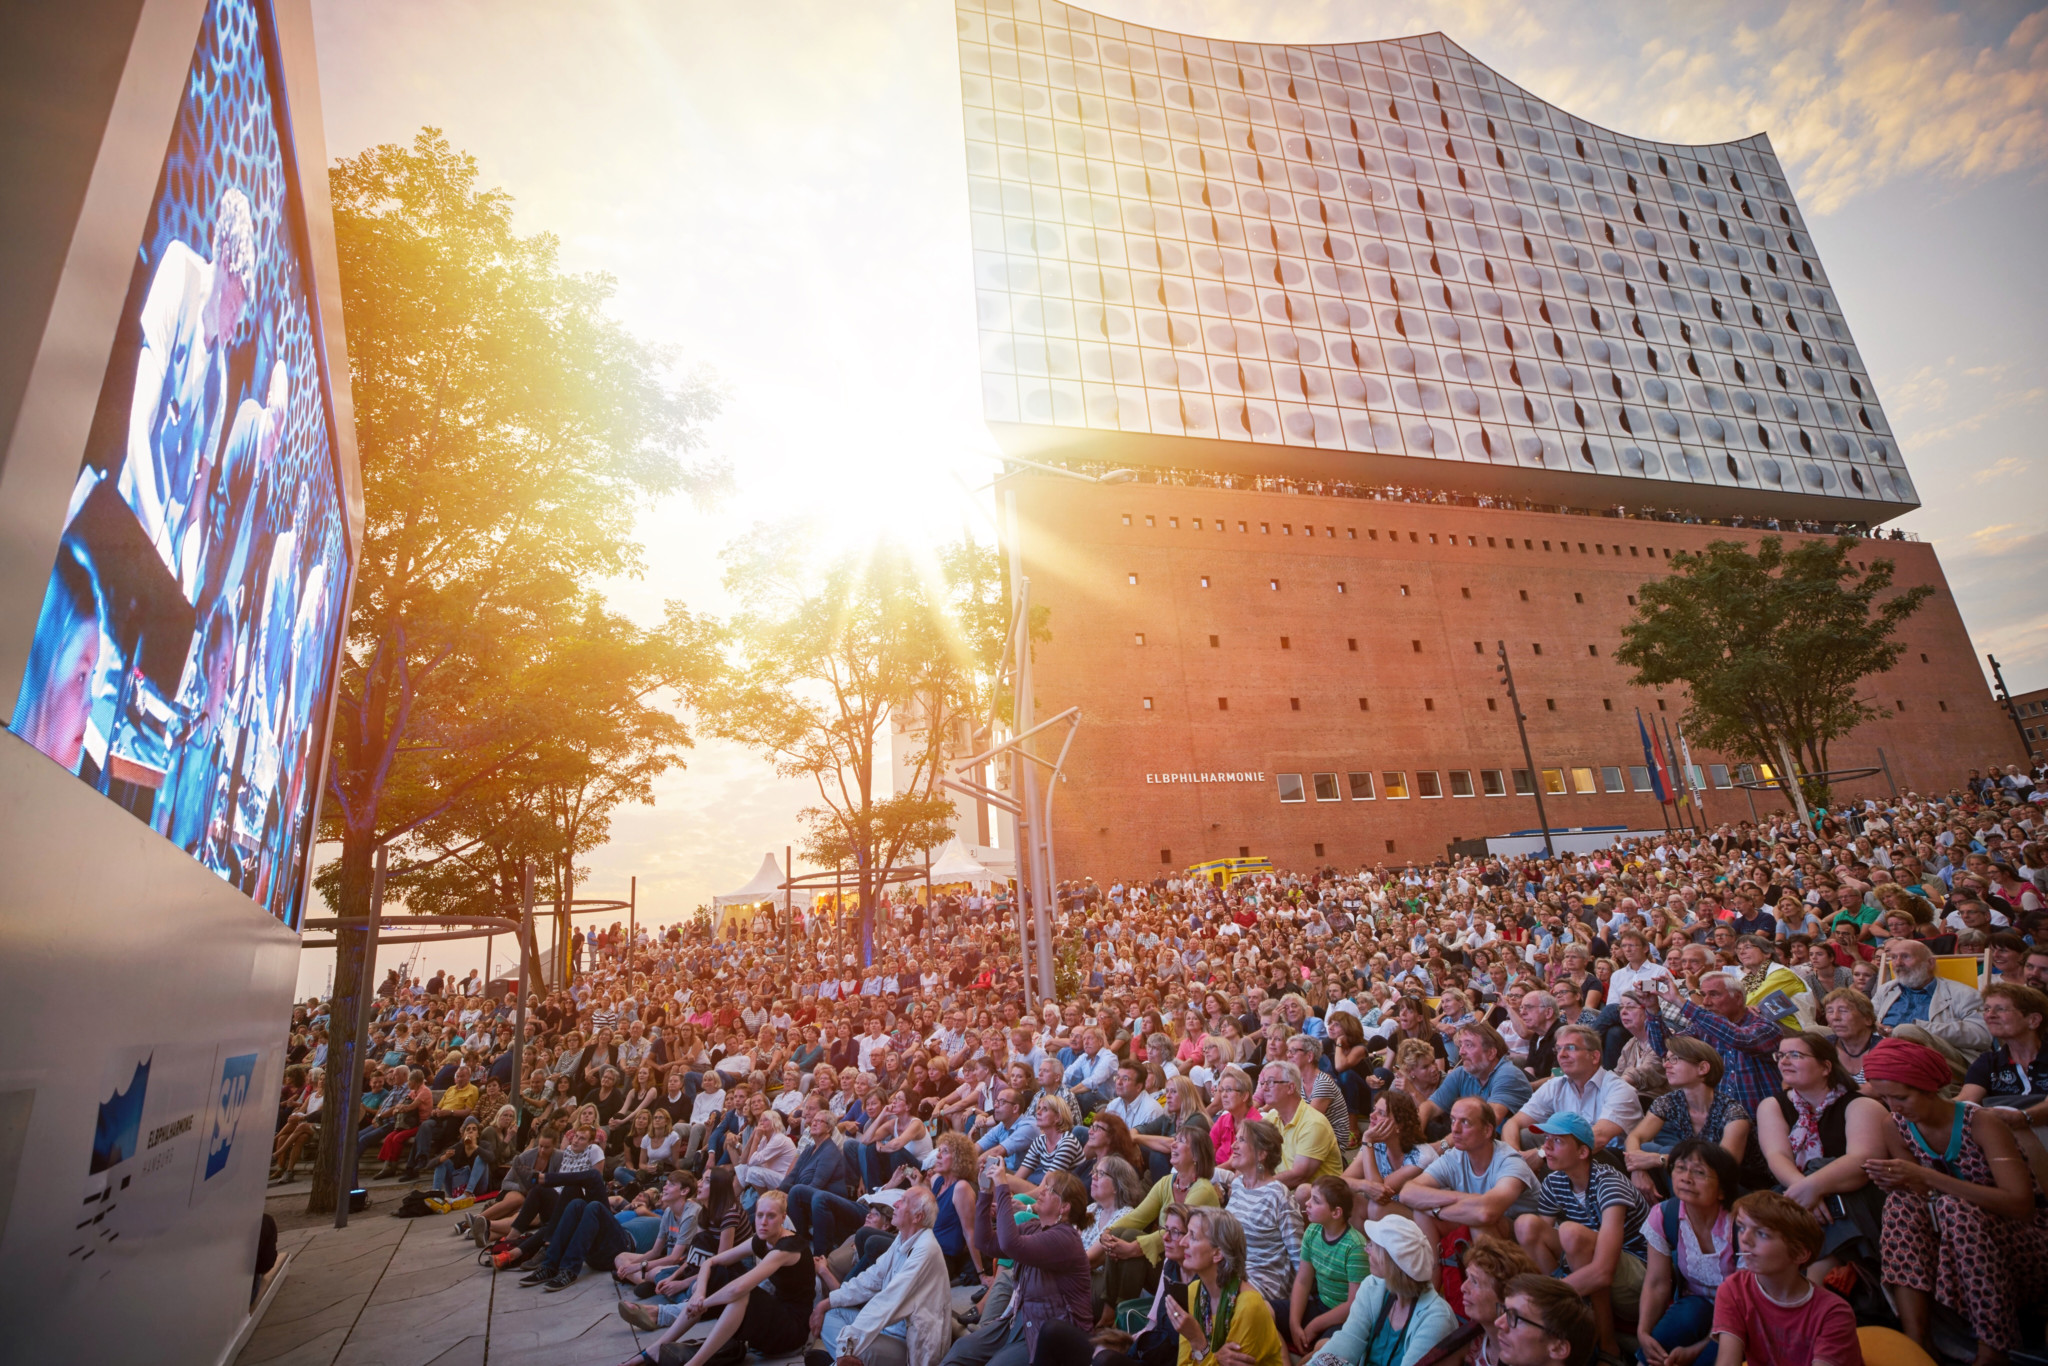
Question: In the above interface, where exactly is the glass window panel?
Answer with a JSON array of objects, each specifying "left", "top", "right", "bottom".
[
  {"left": 1481, "top": 769, "right": 1506, "bottom": 796},
  {"left": 1383, "top": 771, "right": 1411, "bottom": 799},
  {"left": 1542, "top": 768, "right": 1568, "bottom": 795},
  {"left": 1449, "top": 770, "right": 1475, "bottom": 797},
  {"left": 1602, "top": 766, "right": 1625, "bottom": 792},
  {"left": 1313, "top": 772, "right": 1341, "bottom": 801},
  {"left": 1277, "top": 773, "right": 1306, "bottom": 803},
  {"left": 1417, "top": 770, "right": 1443, "bottom": 798},
  {"left": 1572, "top": 766, "right": 1598, "bottom": 793},
  {"left": 1349, "top": 771, "right": 1376, "bottom": 800},
  {"left": 1513, "top": 768, "right": 1535, "bottom": 795}
]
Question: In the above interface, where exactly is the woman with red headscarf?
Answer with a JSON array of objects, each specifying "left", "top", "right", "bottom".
[{"left": 1861, "top": 1037, "right": 2048, "bottom": 1366}]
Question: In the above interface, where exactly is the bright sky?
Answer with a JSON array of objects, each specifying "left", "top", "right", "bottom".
[{"left": 295, "top": 0, "right": 2048, "bottom": 994}]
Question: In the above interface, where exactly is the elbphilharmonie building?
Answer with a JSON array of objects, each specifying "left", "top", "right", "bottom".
[
  {"left": 951, "top": 1, "right": 2025, "bottom": 875},
  {"left": 960, "top": 0, "right": 1912, "bottom": 521}
]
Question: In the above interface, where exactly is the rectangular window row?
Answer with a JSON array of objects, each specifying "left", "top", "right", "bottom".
[
  {"left": 1117, "top": 512, "right": 1677, "bottom": 561},
  {"left": 1274, "top": 762, "right": 1736, "bottom": 803}
]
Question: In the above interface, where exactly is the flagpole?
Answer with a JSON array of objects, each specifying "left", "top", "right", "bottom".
[
  {"left": 1638, "top": 709, "right": 1673, "bottom": 835},
  {"left": 1661, "top": 714, "right": 1695, "bottom": 837}
]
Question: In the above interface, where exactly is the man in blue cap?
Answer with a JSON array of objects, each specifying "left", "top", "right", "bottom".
[{"left": 1511, "top": 1112, "right": 1649, "bottom": 1362}]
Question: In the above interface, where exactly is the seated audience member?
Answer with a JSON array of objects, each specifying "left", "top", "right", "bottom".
[
  {"left": 939, "top": 1165, "right": 1089, "bottom": 1366},
  {"left": 1860, "top": 1036, "right": 2048, "bottom": 1366},
  {"left": 1399, "top": 1096, "right": 1539, "bottom": 1246},
  {"left": 1514, "top": 1113, "right": 1649, "bottom": 1358},
  {"left": 1457, "top": 1237, "right": 1541, "bottom": 1366},
  {"left": 1819, "top": 989, "right": 1880, "bottom": 1082},
  {"left": 1297, "top": 1215, "right": 1458, "bottom": 1366},
  {"left": 635, "top": 1189, "right": 813, "bottom": 1366},
  {"left": 1215, "top": 1118, "right": 1300, "bottom": 1315},
  {"left": 1753, "top": 1034, "right": 1888, "bottom": 1287},
  {"left": 1492, "top": 1274, "right": 1597, "bottom": 1366},
  {"left": 1288, "top": 1176, "right": 1366, "bottom": 1353},
  {"left": 1502, "top": 1024, "right": 1642, "bottom": 1158},
  {"left": 1868, "top": 940, "right": 1991, "bottom": 1080},
  {"left": 1164, "top": 1209, "right": 1287, "bottom": 1366},
  {"left": 1959, "top": 980, "right": 2048, "bottom": 1190},
  {"left": 1710, "top": 1193, "right": 1862, "bottom": 1366},
  {"left": 1623, "top": 1037, "right": 1755, "bottom": 1199},
  {"left": 807, "top": 1182, "right": 953, "bottom": 1366},
  {"left": 1256, "top": 1060, "right": 1343, "bottom": 1189},
  {"left": 1636, "top": 1140, "right": 1740, "bottom": 1366},
  {"left": 1344, "top": 1090, "right": 1437, "bottom": 1219},
  {"left": 462, "top": 1128, "right": 556, "bottom": 1246},
  {"left": 431, "top": 1117, "right": 489, "bottom": 1198},
  {"left": 612, "top": 1171, "right": 701, "bottom": 1297},
  {"left": 1420, "top": 1022, "right": 1533, "bottom": 1130}
]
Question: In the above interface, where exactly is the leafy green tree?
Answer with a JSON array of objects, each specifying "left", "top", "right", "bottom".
[
  {"left": 702, "top": 534, "right": 988, "bottom": 956},
  {"left": 309, "top": 130, "right": 723, "bottom": 1214},
  {"left": 1614, "top": 535, "right": 1931, "bottom": 816}
]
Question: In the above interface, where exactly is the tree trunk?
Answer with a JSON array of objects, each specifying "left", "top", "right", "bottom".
[{"left": 308, "top": 823, "right": 379, "bottom": 1216}]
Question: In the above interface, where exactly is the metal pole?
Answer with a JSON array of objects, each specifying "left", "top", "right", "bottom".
[
  {"left": 1497, "top": 642, "right": 1554, "bottom": 860},
  {"left": 629, "top": 875, "right": 637, "bottom": 972},
  {"left": 1659, "top": 714, "right": 1692, "bottom": 837},
  {"left": 1988, "top": 654, "right": 2037, "bottom": 760},
  {"left": 512, "top": 862, "right": 532, "bottom": 1139},
  {"left": 1004, "top": 488, "right": 1052, "bottom": 1000},
  {"left": 334, "top": 846, "right": 385, "bottom": 1230},
  {"left": 786, "top": 844, "right": 794, "bottom": 949},
  {"left": 1877, "top": 746, "right": 1899, "bottom": 800}
]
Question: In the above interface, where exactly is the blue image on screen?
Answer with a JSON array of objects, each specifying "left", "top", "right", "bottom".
[{"left": 6, "top": 0, "right": 347, "bottom": 930}]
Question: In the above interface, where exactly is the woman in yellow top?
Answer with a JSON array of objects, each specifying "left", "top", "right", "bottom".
[
  {"left": 1104, "top": 1122, "right": 1224, "bottom": 1264},
  {"left": 1166, "top": 1208, "right": 1287, "bottom": 1366},
  {"left": 1733, "top": 933, "right": 1813, "bottom": 1032}
]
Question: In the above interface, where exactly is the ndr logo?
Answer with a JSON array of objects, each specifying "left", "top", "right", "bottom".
[{"left": 204, "top": 1053, "right": 259, "bottom": 1181}]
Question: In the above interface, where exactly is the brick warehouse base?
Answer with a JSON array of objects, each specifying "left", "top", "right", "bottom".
[{"left": 1006, "top": 472, "right": 2027, "bottom": 873}]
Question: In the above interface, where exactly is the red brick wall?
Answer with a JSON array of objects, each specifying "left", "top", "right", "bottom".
[{"left": 1008, "top": 474, "right": 2025, "bottom": 874}]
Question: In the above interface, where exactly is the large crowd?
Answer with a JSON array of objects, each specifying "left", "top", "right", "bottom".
[{"left": 276, "top": 759, "right": 2048, "bottom": 1366}]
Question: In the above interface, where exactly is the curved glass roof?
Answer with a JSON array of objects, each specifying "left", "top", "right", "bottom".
[{"left": 958, "top": 0, "right": 1913, "bottom": 513}]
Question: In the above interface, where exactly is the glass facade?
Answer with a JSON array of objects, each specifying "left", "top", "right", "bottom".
[{"left": 957, "top": 0, "right": 1912, "bottom": 511}]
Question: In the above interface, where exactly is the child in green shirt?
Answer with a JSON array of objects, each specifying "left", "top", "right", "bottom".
[{"left": 1291, "top": 1176, "right": 1368, "bottom": 1352}]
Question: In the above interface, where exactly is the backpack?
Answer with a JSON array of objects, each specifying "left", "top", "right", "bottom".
[
  {"left": 393, "top": 1189, "right": 436, "bottom": 1219},
  {"left": 1657, "top": 1199, "right": 1735, "bottom": 1295}
]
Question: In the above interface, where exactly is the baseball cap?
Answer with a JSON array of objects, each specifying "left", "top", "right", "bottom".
[
  {"left": 1533, "top": 1112, "right": 1595, "bottom": 1147},
  {"left": 1362, "top": 1217, "right": 1435, "bottom": 1282}
]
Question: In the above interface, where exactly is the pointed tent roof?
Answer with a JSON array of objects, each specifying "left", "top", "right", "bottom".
[
  {"left": 928, "top": 838, "right": 995, "bottom": 887},
  {"left": 713, "top": 852, "right": 812, "bottom": 908}
]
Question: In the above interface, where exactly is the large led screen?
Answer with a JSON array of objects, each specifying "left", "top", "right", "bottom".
[{"left": 6, "top": 0, "right": 348, "bottom": 928}]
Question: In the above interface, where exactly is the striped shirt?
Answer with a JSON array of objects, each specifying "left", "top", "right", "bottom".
[{"left": 1224, "top": 1176, "right": 1303, "bottom": 1305}]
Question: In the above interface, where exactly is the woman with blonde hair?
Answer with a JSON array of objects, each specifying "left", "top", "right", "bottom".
[
  {"left": 1208, "top": 1066, "right": 1254, "bottom": 1164},
  {"left": 1165, "top": 1208, "right": 1287, "bottom": 1366}
]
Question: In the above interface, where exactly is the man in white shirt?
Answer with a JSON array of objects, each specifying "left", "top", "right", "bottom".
[
  {"left": 809, "top": 1184, "right": 953, "bottom": 1366},
  {"left": 1062, "top": 1028, "right": 1118, "bottom": 1112},
  {"left": 1103, "top": 1062, "right": 1166, "bottom": 1131},
  {"left": 1502, "top": 1025, "right": 1642, "bottom": 1164}
]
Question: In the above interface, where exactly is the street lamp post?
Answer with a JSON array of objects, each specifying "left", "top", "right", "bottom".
[{"left": 1496, "top": 641, "right": 1554, "bottom": 860}]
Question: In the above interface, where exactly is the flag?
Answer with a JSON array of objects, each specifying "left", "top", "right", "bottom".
[
  {"left": 1636, "top": 710, "right": 1671, "bottom": 804},
  {"left": 1677, "top": 724, "right": 1700, "bottom": 808},
  {"left": 1659, "top": 714, "right": 1691, "bottom": 810}
]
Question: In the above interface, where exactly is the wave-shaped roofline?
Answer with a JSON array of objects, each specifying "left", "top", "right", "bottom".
[{"left": 990, "top": 0, "right": 1779, "bottom": 159}]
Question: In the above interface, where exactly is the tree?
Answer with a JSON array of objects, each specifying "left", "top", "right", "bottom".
[
  {"left": 1613, "top": 535, "right": 1931, "bottom": 815},
  {"left": 308, "top": 130, "right": 724, "bottom": 1214},
  {"left": 701, "top": 534, "right": 987, "bottom": 961}
]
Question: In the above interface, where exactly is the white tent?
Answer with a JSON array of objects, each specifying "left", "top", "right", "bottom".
[
  {"left": 927, "top": 838, "right": 998, "bottom": 890},
  {"left": 713, "top": 853, "right": 813, "bottom": 912}
]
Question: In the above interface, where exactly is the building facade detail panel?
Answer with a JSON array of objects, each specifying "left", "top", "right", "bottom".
[{"left": 957, "top": 0, "right": 1914, "bottom": 517}]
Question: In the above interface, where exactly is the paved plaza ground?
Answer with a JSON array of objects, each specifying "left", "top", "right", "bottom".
[{"left": 236, "top": 1182, "right": 776, "bottom": 1366}]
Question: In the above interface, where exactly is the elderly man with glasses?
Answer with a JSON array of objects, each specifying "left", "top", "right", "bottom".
[
  {"left": 1870, "top": 938, "right": 1992, "bottom": 1083},
  {"left": 1502, "top": 1024, "right": 1642, "bottom": 1165}
]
